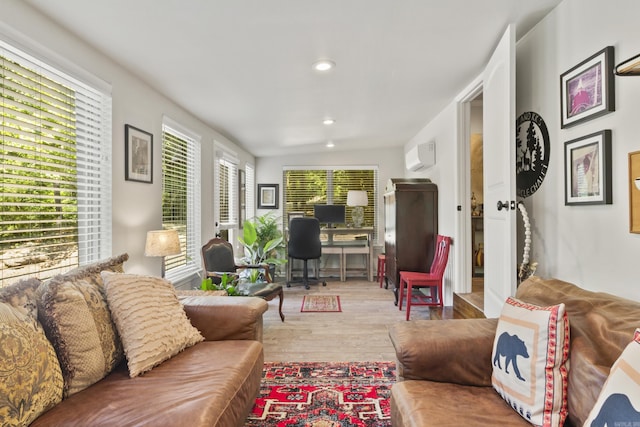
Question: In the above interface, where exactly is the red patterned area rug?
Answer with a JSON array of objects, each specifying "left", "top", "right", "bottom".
[
  {"left": 301, "top": 295, "right": 342, "bottom": 312},
  {"left": 245, "top": 361, "right": 395, "bottom": 427}
]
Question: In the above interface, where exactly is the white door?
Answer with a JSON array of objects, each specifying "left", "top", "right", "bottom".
[{"left": 483, "top": 25, "right": 517, "bottom": 318}]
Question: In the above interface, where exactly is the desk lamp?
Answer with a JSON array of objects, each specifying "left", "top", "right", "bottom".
[
  {"left": 347, "top": 190, "right": 368, "bottom": 228},
  {"left": 145, "top": 229, "right": 181, "bottom": 277}
]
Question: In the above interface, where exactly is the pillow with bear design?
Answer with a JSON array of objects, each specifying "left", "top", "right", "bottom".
[
  {"left": 491, "top": 297, "right": 570, "bottom": 427},
  {"left": 584, "top": 329, "right": 640, "bottom": 427}
]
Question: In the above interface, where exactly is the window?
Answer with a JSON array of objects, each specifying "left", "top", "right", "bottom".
[
  {"left": 283, "top": 167, "right": 378, "bottom": 240},
  {"left": 162, "top": 119, "right": 200, "bottom": 282},
  {"left": 215, "top": 147, "right": 238, "bottom": 237},
  {"left": 0, "top": 40, "right": 112, "bottom": 287},
  {"left": 245, "top": 164, "right": 255, "bottom": 221}
]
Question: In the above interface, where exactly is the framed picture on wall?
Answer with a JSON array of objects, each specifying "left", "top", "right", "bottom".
[
  {"left": 564, "top": 130, "right": 612, "bottom": 205},
  {"left": 125, "top": 124, "right": 153, "bottom": 183},
  {"left": 258, "top": 184, "right": 279, "bottom": 209},
  {"left": 560, "top": 46, "right": 615, "bottom": 128}
]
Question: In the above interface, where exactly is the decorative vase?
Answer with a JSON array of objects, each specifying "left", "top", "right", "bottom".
[{"left": 475, "top": 243, "right": 484, "bottom": 267}]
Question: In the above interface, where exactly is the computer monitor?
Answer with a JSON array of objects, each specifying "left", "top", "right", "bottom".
[{"left": 313, "top": 204, "right": 346, "bottom": 228}]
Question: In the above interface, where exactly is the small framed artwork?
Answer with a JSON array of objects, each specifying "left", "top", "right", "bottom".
[
  {"left": 564, "top": 130, "right": 612, "bottom": 206},
  {"left": 258, "top": 184, "right": 279, "bottom": 209},
  {"left": 125, "top": 124, "right": 153, "bottom": 183},
  {"left": 560, "top": 46, "right": 615, "bottom": 128},
  {"left": 628, "top": 151, "right": 640, "bottom": 233}
]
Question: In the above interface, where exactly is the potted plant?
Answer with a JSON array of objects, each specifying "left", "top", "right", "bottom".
[
  {"left": 238, "top": 213, "right": 287, "bottom": 280},
  {"left": 201, "top": 273, "right": 243, "bottom": 295}
]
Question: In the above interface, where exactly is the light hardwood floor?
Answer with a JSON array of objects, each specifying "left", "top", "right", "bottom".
[{"left": 260, "top": 278, "right": 455, "bottom": 362}]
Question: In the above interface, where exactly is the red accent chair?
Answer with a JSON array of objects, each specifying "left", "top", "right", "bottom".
[
  {"left": 377, "top": 254, "right": 386, "bottom": 288},
  {"left": 398, "top": 235, "right": 452, "bottom": 320}
]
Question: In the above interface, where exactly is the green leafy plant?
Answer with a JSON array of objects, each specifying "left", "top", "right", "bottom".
[
  {"left": 238, "top": 214, "right": 287, "bottom": 266},
  {"left": 200, "top": 273, "right": 241, "bottom": 296},
  {"left": 247, "top": 268, "right": 262, "bottom": 283}
]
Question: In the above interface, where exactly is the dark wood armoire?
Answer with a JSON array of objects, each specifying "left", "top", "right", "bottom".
[{"left": 384, "top": 178, "right": 438, "bottom": 305}]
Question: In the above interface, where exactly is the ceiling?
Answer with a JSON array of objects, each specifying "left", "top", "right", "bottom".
[{"left": 25, "top": 0, "right": 562, "bottom": 157}]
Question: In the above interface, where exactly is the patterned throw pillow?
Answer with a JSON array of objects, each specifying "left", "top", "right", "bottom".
[
  {"left": 102, "top": 272, "right": 204, "bottom": 377},
  {"left": 491, "top": 297, "right": 570, "bottom": 427},
  {"left": 0, "top": 301, "right": 63, "bottom": 426},
  {"left": 37, "top": 253, "right": 128, "bottom": 397},
  {"left": 0, "top": 277, "right": 41, "bottom": 320},
  {"left": 584, "top": 329, "right": 640, "bottom": 426}
]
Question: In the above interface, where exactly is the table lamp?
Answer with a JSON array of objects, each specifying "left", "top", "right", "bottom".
[
  {"left": 145, "top": 229, "right": 181, "bottom": 277},
  {"left": 347, "top": 190, "right": 368, "bottom": 228}
]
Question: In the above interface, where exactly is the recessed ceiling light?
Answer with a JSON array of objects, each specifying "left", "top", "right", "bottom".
[
  {"left": 326, "top": 141, "right": 335, "bottom": 148},
  {"left": 323, "top": 118, "right": 335, "bottom": 125},
  {"left": 313, "top": 59, "right": 335, "bottom": 72}
]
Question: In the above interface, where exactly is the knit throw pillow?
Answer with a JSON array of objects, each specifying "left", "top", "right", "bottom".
[
  {"left": 102, "top": 272, "right": 204, "bottom": 377},
  {"left": 491, "top": 297, "right": 570, "bottom": 427},
  {"left": 584, "top": 329, "right": 640, "bottom": 426}
]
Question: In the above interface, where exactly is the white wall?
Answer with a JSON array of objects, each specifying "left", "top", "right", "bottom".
[
  {"left": 403, "top": 103, "right": 459, "bottom": 304},
  {"left": 256, "top": 146, "right": 405, "bottom": 249},
  {"left": 401, "top": 0, "right": 640, "bottom": 304},
  {"left": 516, "top": 0, "right": 640, "bottom": 300},
  {"left": 2, "top": 1, "right": 254, "bottom": 278}
]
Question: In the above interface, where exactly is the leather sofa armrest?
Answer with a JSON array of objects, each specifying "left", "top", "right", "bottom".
[
  {"left": 179, "top": 295, "right": 268, "bottom": 342},
  {"left": 389, "top": 318, "right": 498, "bottom": 386}
]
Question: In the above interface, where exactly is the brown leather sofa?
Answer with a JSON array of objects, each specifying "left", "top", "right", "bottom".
[
  {"left": 389, "top": 276, "right": 640, "bottom": 427},
  {"left": 32, "top": 295, "right": 268, "bottom": 427},
  {"left": 1, "top": 255, "right": 268, "bottom": 427}
]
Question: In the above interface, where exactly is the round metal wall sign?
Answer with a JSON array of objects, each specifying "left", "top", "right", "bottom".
[{"left": 516, "top": 111, "right": 550, "bottom": 198}]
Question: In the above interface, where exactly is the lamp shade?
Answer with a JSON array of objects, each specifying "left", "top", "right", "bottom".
[
  {"left": 346, "top": 190, "right": 368, "bottom": 207},
  {"left": 144, "top": 230, "right": 181, "bottom": 257}
]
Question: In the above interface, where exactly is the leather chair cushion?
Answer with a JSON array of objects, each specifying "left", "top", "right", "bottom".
[{"left": 391, "top": 380, "right": 531, "bottom": 427}]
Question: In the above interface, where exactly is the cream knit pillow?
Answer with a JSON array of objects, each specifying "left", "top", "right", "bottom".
[{"left": 102, "top": 272, "right": 204, "bottom": 377}]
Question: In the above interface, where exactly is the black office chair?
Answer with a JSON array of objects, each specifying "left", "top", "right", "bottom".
[{"left": 287, "top": 217, "right": 326, "bottom": 289}]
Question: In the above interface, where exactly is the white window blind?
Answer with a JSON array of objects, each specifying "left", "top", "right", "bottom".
[
  {"left": 216, "top": 150, "right": 238, "bottom": 229},
  {"left": 283, "top": 167, "right": 378, "bottom": 241},
  {"left": 245, "top": 164, "right": 255, "bottom": 221},
  {"left": 162, "top": 121, "right": 201, "bottom": 282},
  {"left": 0, "top": 40, "right": 112, "bottom": 287}
]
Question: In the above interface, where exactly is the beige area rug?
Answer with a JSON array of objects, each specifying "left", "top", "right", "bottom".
[{"left": 300, "top": 295, "right": 342, "bottom": 312}]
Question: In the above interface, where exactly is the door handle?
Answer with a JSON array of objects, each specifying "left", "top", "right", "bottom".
[{"left": 496, "top": 200, "right": 517, "bottom": 211}]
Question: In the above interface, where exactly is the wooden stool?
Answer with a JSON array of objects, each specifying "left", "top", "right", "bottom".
[{"left": 377, "top": 254, "right": 386, "bottom": 288}]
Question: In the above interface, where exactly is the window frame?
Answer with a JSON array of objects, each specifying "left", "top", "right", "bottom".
[
  {"left": 161, "top": 117, "right": 201, "bottom": 283},
  {"left": 0, "top": 37, "right": 112, "bottom": 286},
  {"left": 282, "top": 166, "right": 378, "bottom": 242}
]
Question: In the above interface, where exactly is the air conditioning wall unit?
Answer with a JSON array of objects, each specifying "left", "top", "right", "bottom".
[{"left": 405, "top": 140, "right": 436, "bottom": 171}]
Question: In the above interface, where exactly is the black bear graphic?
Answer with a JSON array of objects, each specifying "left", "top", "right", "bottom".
[
  {"left": 591, "top": 393, "right": 640, "bottom": 427},
  {"left": 493, "top": 332, "right": 530, "bottom": 381}
]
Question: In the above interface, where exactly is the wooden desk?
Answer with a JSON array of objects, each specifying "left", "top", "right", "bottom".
[{"left": 320, "top": 227, "right": 373, "bottom": 281}]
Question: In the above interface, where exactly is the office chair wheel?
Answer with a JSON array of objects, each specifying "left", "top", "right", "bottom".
[
  {"left": 286, "top": 283, "right": 291, "bottom": 287},
  {"left": 322, "top": 281, "right": 327, "bottom": 286}
]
